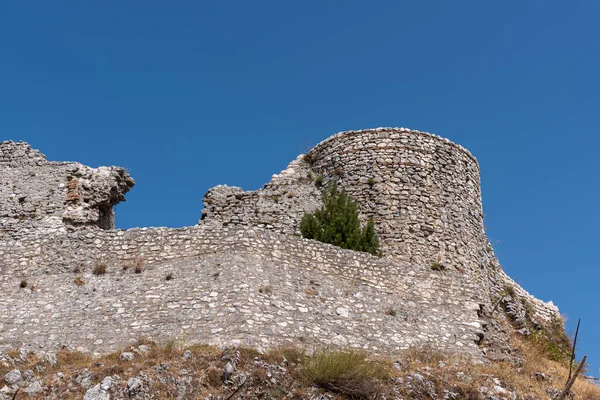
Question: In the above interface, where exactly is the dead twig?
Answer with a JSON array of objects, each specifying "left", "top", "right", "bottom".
[
  {"left": 224, "top": 377, "right": 247, "bottom": 400},
  {"left": 558, "top": 355, "right": 587, "bottom": 400},
  {"left": 567, "top": 318, "right": 580, "bottom": 383}
]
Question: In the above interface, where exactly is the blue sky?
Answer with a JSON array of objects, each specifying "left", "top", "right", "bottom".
[{"left": 1, "top": 1, "right": 598, "bottom": 376}]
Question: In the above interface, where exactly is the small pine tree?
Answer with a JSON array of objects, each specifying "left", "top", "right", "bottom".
[{"left": 300, "top": 182, "right": 380, "bottom": 255}]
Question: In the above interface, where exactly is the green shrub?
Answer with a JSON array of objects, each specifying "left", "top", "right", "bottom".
[
  {"left": 530, "top": 317, "right": 572, "bottom": 363},
  {"left": 431, "top": 262, "right": 445, "bottom": 271},
  {"left": 302, "top": 349, "right": 386, "bottom": 399},
  {"left": 300, "top": 183, "right": 380, "bottom": 255},
  {"left": 315, "top": 173, "right": 324, "bottom": 187}
]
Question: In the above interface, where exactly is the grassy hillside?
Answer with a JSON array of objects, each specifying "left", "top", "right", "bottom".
[{"left": 1, "top": 332, "right": 597, "bottom": 399}]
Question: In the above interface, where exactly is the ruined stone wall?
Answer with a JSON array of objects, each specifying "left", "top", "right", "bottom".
[
  {"left": 0, "top": 226, "right": 485, "bottom": 358},
  {"left": 200, "top": 155, "right": 322, "bottom": 233},
  {"left": 308, "top": 128, "right": 486, "bottom": 273},
  {"left": 0, "top": 135, "right": 561, "bottom": 361},
  {"left": 0, "top": 141, "right": 134, "bottom": 231},
  {"left": 201, "top": 128, "right": 486, "bottom": 273},
  {"left": 199, "top": 127, "right": 561, "bottom": 333}
]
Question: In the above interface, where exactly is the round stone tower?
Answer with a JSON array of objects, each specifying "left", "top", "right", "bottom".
[{"left": 308, "top": 127, "right": 488, "bottom": 272}]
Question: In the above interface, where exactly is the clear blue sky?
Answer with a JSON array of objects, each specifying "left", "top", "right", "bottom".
[{"left": 1, "top": 1, "right": 598, "bottom": 376}]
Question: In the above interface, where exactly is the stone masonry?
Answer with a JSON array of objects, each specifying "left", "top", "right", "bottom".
[
  {"left": 0, "top": 141, "right": 134, "bottom": 232},
  {"left": 1, "top": 226, "right": 485, "bottom": 358},
  {"left": 0, "top": 130, "right": 560, "bottom": 361},
  {"left": 202, "top": 128, "right": 486, "bottom": 273}
]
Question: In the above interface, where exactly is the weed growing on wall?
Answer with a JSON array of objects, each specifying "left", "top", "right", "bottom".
[
  {"left": 314, "top": 173, "right": 324, "bottom": 187},
  {"left": 92, "top": 260, "right": 107, "bottom": 275}
]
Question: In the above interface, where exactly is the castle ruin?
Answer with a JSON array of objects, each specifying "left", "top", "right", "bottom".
[{"left": 0, "top": 128, "right": 560, "bottom": 361}]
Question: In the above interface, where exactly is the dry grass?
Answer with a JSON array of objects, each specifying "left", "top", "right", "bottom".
[
  {"left": 263, "top": 345, "right": 306, "bottom": 367},
  {"left": 0, "top": 339, "right": 227, "bottom": 399},
  {"left": 123, "top": 255, "right": 145, "bottom": 273},
  {"left": 205, "top": 366, "right": 222, "bottom": 387},
  {"left": 392, "top": 339, "right": 600, "bottom": 400},
  {"left": 73, "top": 277, "right": 85, "bottom": 286},
  {"left": 303, "top": 152, "right": 315, "bottom": 166},
  {"left": 302, "top": 349, "right": 388, "bottom": 399},
  {"left": 92, "top": 260, "right": 107, "bottom": 276},
  {"left": 476, "top": 337, "right": 600, "bottom": 400},
  {"left": 1, "top": 333, "right": 598, "bottom": 400}
]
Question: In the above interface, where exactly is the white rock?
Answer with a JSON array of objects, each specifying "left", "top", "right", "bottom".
[
  {"left": 222, "top": 362, "right": 234, "bottom": 382},
  {"left": 24, "top": 380, "right": 43, "bottom": 394},
  {"left": 3, "top": 370, "right": 21, "bottom": 385},
  {"left": 83, "top": 384, "right": 109, "bottom": 400},
  {"left": 336, "top": 307, "right": 349, "bottom": 317},
  {"left": 100, "top": 376, "right": 113, "bottom": 390},
  {"left": 119, "top": 352, "right": 135, "bottom": 361}
]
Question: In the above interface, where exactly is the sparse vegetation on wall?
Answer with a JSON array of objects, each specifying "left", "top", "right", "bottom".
[
  {"left": 314, "top": 173, "right": 324, "bottom": 187},
  {"left": 92, "top": 260, "right": 107, "bottom": 276},
  {"left": 530, "top": 316, "right": 573, "bottom": 363},
  {"left": 431, "top": 262, "right": 445, "bottom": 271},
  {"left": 300, "top": 183, "right": 380, "bottom": 256}
]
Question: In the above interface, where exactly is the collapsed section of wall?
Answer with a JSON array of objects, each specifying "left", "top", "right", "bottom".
[
  {"left": 200, "top": 155, "right": 322, "bottom": 233},
  {"left": 0, "top": 141, "right": 134, "bottom": 232}
]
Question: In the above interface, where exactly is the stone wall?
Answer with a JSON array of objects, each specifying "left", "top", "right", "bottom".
[
  {"left": 199, "top": 127, "right": 561, "bottom": 344},
  {"left": 201, "top": 128, "right": 486, "bottom": 273},
  {"left": 0, "top": 132, "right": 561, "bottom": 361},
  {"left": 0, "top": 141, "right": 134, "bottom": 231},
  {"left": 200, "top": 155, "right": 322, "bottom": 233},
  {"left": 0, "top": 226, "right": 484, "bottom": 358},
  {"left": 309, "top": 128, "right": 485, "bottom": 272}
]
